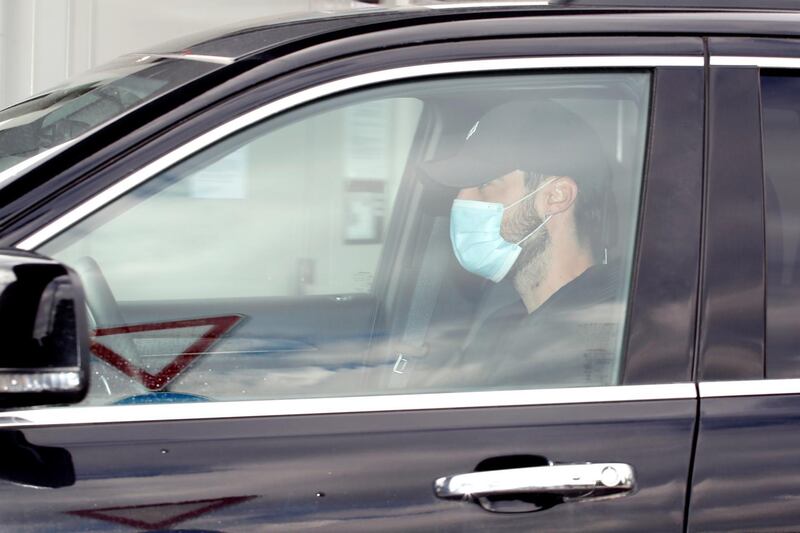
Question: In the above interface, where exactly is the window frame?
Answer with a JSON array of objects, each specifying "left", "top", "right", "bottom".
[{"left": 1, "top": 42, "right": 706, "bottom": 423}]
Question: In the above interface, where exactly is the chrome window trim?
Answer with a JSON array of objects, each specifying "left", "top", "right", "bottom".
[
  {"left": 0, "top": 383, "right": 696, "bottom": 428},
  {"left": 710, "top": 56, "right": 800, "bottom": 69},
  {"left": 16, "top": 54, "right": 702, "bottom": 251},
  {"left": 0, "top": 139, "right": 78, "bottom": 188},
  {"left": 700, "top": 379, "right": 800, "bottom": 398}
]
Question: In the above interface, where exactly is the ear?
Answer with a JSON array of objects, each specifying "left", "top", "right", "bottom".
[{"left": 537, "top": 176, "right": 578, "bottom": 216}]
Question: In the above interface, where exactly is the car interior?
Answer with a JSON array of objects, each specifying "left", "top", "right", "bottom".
[{"left": 36, "top": 70, "right": 651, "bottom": 404}]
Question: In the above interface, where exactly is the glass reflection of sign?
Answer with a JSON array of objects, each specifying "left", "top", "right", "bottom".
[
  {"left": 342, "top": 99, "right": 390, "bottom": 245},
  {"left": 344, "top": 179, "right": 384, "bottom": 244},
  {"left": 343, "top": 100, "right": 390, "bottom": 180},
  {"left": 68, "top": 496, "right": 256, "bottom": 530},
  {"left": 189, "top": 147, "right": 248, "bottom": 199},
  {"left": 91, "top": 315, "right": 242, "bottom": 391}
]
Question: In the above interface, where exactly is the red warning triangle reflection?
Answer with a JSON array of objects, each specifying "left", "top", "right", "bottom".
[
  {"left": 91, "top": 315, "right": 242, "bottom": 391},
  {"left": 68, "top": 495, "right": 256, "bottom": 529}
]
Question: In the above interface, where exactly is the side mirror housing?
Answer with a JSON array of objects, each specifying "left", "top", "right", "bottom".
[{"left": 0, "top": 250, "right": 89, "bottom": 409}]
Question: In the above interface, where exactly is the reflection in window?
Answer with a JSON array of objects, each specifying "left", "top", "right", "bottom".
[
  {"left": 35, "top": 73, "right": 650, "bottom": 406},
  {"left": 762, "top": 74, "right": 800, "bottom": 378},
  {"left": 44, "top": 98, "right": 421, "bottom": 300}
]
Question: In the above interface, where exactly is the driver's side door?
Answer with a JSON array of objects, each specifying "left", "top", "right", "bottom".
[{"left": 0, "top": 37, "right": 703, "bottom": 531}]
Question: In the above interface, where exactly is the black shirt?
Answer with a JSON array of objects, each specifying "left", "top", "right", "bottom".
[{"left": 423, "top": 264, "right": 624, "bottom": 390}]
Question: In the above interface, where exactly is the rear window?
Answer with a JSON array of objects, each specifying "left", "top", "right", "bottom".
[{"left": 762, "top": 73, "right": 800, "bottom": 377}]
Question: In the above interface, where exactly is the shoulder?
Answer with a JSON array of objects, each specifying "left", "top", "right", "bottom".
[{"left": 542, "top": 263, "right": 623, "bottom": 313}]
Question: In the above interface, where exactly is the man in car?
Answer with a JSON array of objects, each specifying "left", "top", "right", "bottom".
[{"left": 421, "top": 99, "right": 623, "bottom": 388}]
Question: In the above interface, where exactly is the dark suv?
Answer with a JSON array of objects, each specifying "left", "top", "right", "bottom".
[{"left": 0, "top": 2, "right": 798, "bottom": 530}]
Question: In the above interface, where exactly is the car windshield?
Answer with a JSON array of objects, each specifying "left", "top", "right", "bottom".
[{"left": 0, "top": 54, "right": 221, "bottom": 176}]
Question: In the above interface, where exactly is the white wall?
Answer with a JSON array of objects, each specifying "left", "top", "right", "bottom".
[{"left": 0, "top": 0, "right": 371, "bottom": 108}]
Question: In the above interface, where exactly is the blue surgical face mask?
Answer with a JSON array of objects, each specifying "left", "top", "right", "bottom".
[{"left": 450, "top": 179, "right": 553, "bottom": 283}]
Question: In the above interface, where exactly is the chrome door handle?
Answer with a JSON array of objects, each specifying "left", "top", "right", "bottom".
[{"left": 434, "top": 463, "right": 635, "bottom": 502}]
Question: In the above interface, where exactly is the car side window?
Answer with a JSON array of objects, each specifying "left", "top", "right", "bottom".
[
  {"left": 47, "top": 98, "right": 420, "bottom": 301},
  {"left": 36, "top": 71, "right": 650, "bottom": 405},
  {"left": 761, "top": 73, "right": 800, "bottom": 378}
]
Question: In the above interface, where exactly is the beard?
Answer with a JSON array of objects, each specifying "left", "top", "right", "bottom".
[{"left": 501, "top": 198, "right": 551, "bottom": 287}]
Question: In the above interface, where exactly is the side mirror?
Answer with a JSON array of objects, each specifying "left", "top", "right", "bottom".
[{"left": 0, "top": 250, "right": 89, "bottom": 409}]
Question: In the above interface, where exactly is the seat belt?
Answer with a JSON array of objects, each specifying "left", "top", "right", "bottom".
[{"left": 386, "top": 216, "right": 449, "bottom": 389}]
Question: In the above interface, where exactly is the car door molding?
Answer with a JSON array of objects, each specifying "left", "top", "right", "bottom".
[
  {"left": 700, "top": 378, "right": 800, "bottom": 398},
  {"left": 15, "top": 54, "right": 702, "bottom": 251},
  {"left": 0, "top": 382, "right": 696, "bottom": 427},
  {"left": 710, "top": 56, "right": 800, "bottom": 68}
]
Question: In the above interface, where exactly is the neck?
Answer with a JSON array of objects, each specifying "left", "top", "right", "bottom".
[{"left": 513, "top": 239, "right": 594, "bottom": 314}]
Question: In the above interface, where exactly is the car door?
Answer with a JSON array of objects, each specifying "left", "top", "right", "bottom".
[
  {"left": 687, "top": 38, "right": 800, "bottom": 532},
  {"left": 0, "top": 34, "right": 704, "bottom": 531}
]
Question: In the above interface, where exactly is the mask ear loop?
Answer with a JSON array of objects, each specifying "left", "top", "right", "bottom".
[
  {"left": 506, "top": 175, "right": 558, "bottom": 246},
  {"left": 505, "top": 176, "right": 557, "bottom": 211}
]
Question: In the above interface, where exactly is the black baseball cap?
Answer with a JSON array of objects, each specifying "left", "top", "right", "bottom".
[{"left": 421, "top": 99, "right": 610, "bottom": 188}]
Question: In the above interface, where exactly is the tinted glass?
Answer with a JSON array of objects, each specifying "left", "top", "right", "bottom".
[
  {"left": 0, "top": 55, "right": 219, "bottom": 175},
  {"left": 36, "top": 72, "right": 650, "bottom": 405},
  {"left": 762, "top": 73, "right": 800, "bottom": 378}
]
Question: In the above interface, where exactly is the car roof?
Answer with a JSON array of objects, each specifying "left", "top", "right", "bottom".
[{"left": 138, "top": 1, "right": 800, "bottom": 62}]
